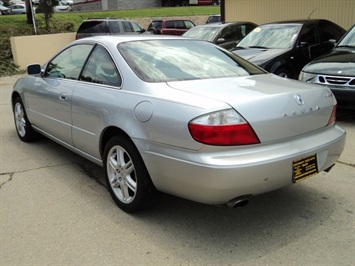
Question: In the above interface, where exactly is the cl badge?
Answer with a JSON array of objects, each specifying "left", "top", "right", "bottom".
[{"left": 294, "top": 94, "right": 304, "bottom": 105}]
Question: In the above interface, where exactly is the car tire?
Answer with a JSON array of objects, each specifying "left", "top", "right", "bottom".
[
  {"left": 13, "top": 97, "right": 39, "bottom": 142},
  {"left": 103, "top": 136, "right": 159, "bottom": 213},
  {"left": 275, "top": 68, "right": 292, "bottom": 78}
]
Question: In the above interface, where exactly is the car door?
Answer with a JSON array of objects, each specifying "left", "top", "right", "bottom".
[
  {"left": 26, "top": 44, "right": 93, "bottom": 145},
  {"left": 292, "top": 23, "right": 320, "bottom": 74},
  {"left": 317, "top": 20, "right": 345, "bottom": 54},
  {"left": 72, "top": 44, "right": 122, "bottom": 159}
]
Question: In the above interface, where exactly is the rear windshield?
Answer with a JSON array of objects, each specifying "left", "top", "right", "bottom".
[
  {"left": 78, "top": 21, "right": 108, "bottom": 34},
  {"left": 118, "top": 39, "right": 265, "bottom": 82}
]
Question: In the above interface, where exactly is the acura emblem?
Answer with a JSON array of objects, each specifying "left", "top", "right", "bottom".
[{"left": 294, "top": 94, "right": 304, "bottom": 105}]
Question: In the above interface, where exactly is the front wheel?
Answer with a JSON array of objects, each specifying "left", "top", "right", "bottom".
[
  {"left": 275, "top": 68, "right": 292, "bottom": 78},
  {"left": 103, "top": 136, "right": 159, "bottom": 213},
  {"left": 13, "top": 97, "right": 39, "bottom": 142}
]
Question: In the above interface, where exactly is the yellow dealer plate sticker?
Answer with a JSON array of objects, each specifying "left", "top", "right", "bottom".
[{"left": 293, "top": 155, "right": 318, "bottom": 183}]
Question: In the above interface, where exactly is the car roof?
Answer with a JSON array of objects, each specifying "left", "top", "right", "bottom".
[
  {"left": 83, "top": 18, "right": 128, "bottom": 21},
  {"left": 261, "top": 19, "right": 332, "bottom": 26},
  {"left": 151, "top": 19, "right": 192, "bottom": 22},
  {"left": 74, "top": 35, "right": 188, "bottom": 45},
  {"left": 194, "top": 21, "right": 255, "bottom": 28}
]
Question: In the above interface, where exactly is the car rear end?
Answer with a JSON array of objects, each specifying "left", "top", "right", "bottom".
[{"left": 137, "top": 75, "right": 346, "bottom": 206}]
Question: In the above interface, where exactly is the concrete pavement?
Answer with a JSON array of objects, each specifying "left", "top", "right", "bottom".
[{"left": 1, "top": 75, "right": 354, "bottom": 265}]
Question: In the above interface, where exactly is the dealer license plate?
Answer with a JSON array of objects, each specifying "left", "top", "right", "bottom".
[{"left": 292, "top": 154, "right": 318, "bottom": 183}]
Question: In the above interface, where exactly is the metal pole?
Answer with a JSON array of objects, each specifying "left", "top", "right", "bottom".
[{"left": 28, "top": 0, "right": 37, "bottom": 35}]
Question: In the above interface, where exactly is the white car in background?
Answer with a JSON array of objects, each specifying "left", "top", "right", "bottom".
[{"left": 61, "top": 0, "right": 73, "bottom": 5}]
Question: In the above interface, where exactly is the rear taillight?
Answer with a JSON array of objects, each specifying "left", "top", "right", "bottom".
[
  {"left": 327, "top": 105, "right": 337, "bottom": 125},
  {"left": 188, "top": 109, "right": 260, "bottom": 146}
]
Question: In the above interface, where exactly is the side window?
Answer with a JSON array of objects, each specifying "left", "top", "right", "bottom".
[
  {"left": 44, "top": 44, "right": 93, "bottom": 80},
  {"left": 299, "top": 25, "right": 318, "bottom": 45},
  {"left": 185, "top": 21, "right": 195, "bottom": 29},
  {"left": 318, "top": 21, "right": 344, "bottom": 42},
  {"left": 244, "top": 24, "right": 256, "bottom": 36},
  {"left": 131, "top": 22, "right": 143, "bottom": 32},
  {"left": 175, "top": 20, "right": 185, "bottom": 29},
  {"left": 220, "top": 26, "right": 237, "bottom": 42},
  {"left": 109, "top": 21, "right": 121, "bottom": 33},
  {"left": 122, "top": 21, "right": 134, "bottom": 32},
  {"left": 166, "top": 21, "right": 174, "bottom": 28},
  {"left": 80, "top": 45, "right": 122, "bottom": 87}
]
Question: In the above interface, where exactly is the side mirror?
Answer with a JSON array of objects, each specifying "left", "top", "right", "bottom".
[
  {"left": 299, "top": 42, "right": 310, "bottom": 48},
  {"left": 27, "top": 64, "right": 41, "bottom": 75},
  {"left": 216, "top": 38, "right": 226, "bottom": 44}
]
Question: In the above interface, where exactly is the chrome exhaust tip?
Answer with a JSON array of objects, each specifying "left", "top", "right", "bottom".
[{"left": 226, "top": 196, "right": 250, "bottom": 208}]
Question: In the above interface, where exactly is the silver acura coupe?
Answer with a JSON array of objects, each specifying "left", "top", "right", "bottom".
[{"left": 12, "top": 35, "right": 346, "bottom": 213}]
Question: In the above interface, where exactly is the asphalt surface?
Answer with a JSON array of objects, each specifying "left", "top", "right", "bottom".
[{"left": 1, "top": 75, "right": 354, "bottom": 265}]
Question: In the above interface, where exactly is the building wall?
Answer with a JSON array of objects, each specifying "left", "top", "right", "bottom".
[
  {"left": 73, "top": 0, "right": 161, "bottom": 11},
  {"left": 110, "top": 0, "right": 161, "bottom": 9},
  {"left": 224, "top": 0, "right": 354, "bottom": 30}
]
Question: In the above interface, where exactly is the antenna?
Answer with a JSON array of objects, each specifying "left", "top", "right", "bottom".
[{"left": 308, "top": 8, "right": 317, "bottom": 19}]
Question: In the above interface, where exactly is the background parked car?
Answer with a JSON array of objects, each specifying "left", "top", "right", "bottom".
[
  {"left": 9, "top": 0, "right": 24, "bottom": 4},
  {"left": 232, "top": 19, "right": 345, "bottom": 79},
  {"left": 35, "top": 1, "right": 71, "bottom": 13},
  {"left": 205, "top": 14, "right": 221, "bottom": 24},
  {"left": 147, "top": 19, "right": 195, "bottom": 35},
  {"left": 61, "top": 0, "right": 73, "bottom": 5},
  {"left": 9, "top": 3, "right": 26, "bottom": 14},
  {"left": 76, "top": 18, "right": 146, "bottom": 39},
  {"left": 299, "top": 24, "right": 355, "bottom": 109},
  {"left": 183, "top": 21, "right": 257, "bottom": 50},
  {"left": 0, "top": 5, "right": 12, "bottom": 15}
]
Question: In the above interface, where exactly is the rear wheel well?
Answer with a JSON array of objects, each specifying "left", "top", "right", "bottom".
[{"left": 100, "top": 127, "right": 131, "bottom": 158}]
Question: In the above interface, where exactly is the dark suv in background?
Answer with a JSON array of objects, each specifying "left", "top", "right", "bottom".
[
  {"left": 147, "top": 19, "right": 195, "bottom": 35},
  {"left": 232, "top": 19, "right": 345, "bottom": 79},
  {"left": 76, "top": 18, "right": 146, "bottom": 39}
]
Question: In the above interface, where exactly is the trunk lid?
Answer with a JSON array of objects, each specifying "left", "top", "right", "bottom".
[{"left": 167, "top": 74, "right": 336, "bottom": 143}]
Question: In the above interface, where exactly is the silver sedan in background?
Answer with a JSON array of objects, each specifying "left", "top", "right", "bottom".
[{"left": 12, "top": 36, "right": 346, "bottom": 213}]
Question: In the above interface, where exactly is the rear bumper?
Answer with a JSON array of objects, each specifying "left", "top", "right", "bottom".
[{"left": 137, "top": 124, "right": 346, "bottom": 205}]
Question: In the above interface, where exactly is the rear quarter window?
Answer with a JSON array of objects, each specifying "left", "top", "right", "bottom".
[{"left": 318, "top": 21, "right": 345, "bottom": 42}]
